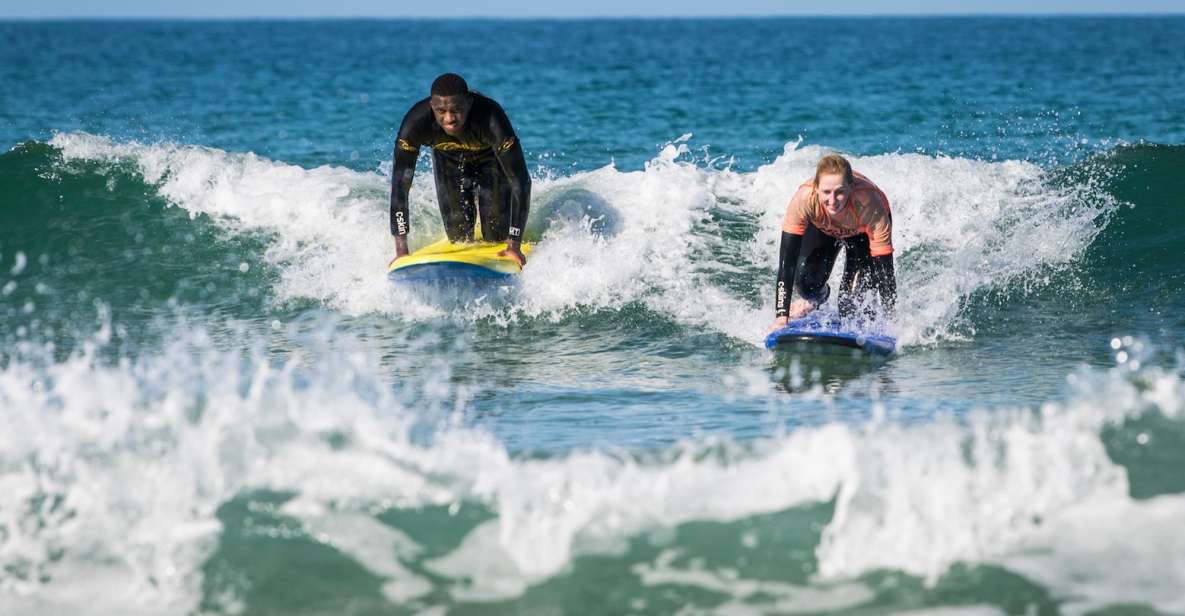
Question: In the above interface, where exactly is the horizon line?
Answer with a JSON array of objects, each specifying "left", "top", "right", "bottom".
[{"left": 4, "top": 12, "right": 1185, "bottom": 21}]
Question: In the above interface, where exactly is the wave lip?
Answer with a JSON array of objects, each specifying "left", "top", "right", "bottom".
[{"left": 27, "top": 132, "right": 1119, "bottom": 349}]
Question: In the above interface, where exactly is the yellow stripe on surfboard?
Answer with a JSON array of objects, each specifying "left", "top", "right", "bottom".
[{"left": 387, "top": 239, "right": 533, "bottom": 276}]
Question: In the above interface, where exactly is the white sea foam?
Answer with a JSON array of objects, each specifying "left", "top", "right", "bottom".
[
  {"left": 2, "top": 326, "right": 1182, "bottom": 614},
  {"left": 46, "top": 132, "right": 1113, "bottom": 347}
]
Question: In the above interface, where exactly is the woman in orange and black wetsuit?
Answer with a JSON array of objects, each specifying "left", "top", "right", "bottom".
[{"left": 772, "top": 153, "right": 896, "bottom": 329}]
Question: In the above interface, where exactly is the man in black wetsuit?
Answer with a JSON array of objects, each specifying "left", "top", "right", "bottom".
[{"left": 389, "top": 73, "right": 531, "bottom": 266}]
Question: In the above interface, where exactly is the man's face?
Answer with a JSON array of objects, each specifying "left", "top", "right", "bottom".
[
  {"left": 430, "top": 94, "right": 472, "bottom": 136},
  {"left": 816, "top": 173, "right": 851, "bottom": 215}
]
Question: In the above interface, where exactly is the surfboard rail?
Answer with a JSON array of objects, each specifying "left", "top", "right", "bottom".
[
  {"left": 764, "top": 312, "right": 896, "bottom": 356},
  {"left": 387, "top": 239, "right": 532, "bottom": 282}
]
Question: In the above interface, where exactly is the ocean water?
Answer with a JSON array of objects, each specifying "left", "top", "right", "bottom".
[{"left": 2, "top": 16, "right": 1185, "bottom": 615}]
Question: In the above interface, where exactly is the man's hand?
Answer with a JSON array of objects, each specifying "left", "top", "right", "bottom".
[
  {"left": 498, "top": 238, "right": 527, "bottom": 267},
  {"left": 389, "top": 235, "right": 410, "bottom": 268},
  {"left": 768, "top": 315, "right": 789, "bottom": 333},
  {"left": 788, "top": 298, "right": 816, "bottom": 318}
]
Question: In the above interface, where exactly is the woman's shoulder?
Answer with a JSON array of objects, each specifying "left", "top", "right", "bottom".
[
  {"left": 852, "top": 174, "right": 889, "bottom": 207},
  {"left": 791, "top": 181, "right": 814, "bottom": 200}
]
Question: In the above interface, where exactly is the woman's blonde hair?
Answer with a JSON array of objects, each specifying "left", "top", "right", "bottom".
[
  {"left": 814, "top": 153, "right": 854, "bottom": 187},
  {"left": 809, "top": 153, "right": 854, "bottom": 208}
]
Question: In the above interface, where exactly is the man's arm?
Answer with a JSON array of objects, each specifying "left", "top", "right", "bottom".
[
  {"left": 487, "top": 105, "right": 531, "bottom": 252},
  {"left": 390, "top": 142, "right": 417, "bottom": 259},
  {"left": 390, "top": 102, "right": 430, "bottom": 260}
]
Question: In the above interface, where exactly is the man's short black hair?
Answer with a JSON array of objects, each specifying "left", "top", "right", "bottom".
[{"left": 431, "top": 73, "right": 469, "bottom": 97}]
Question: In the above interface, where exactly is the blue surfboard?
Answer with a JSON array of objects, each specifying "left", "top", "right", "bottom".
[{"left": 764, "top": 311, "right": 896, "bottom": 357}]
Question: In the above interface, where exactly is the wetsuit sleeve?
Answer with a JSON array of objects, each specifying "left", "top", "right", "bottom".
[
  {"left": 775, "top": 231, "right": 803, "bottom": 318},
  {"left": 870, "top": 254, "right": 897, "bottom": 314},
  {"left": 487, "top": 105, "right": 531, "bottom": 239},
  {"left": 390, "top": 103, "right": 430, "bottom": 237}
]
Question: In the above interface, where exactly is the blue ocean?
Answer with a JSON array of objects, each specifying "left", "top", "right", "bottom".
[{"left": 3, "top": 17, "right": 1185, "bottom": 615}]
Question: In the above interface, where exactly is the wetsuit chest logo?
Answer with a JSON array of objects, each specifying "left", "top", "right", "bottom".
[
  {"left": 433, "top": 140, "right": 486, "bottom": 152},
  {"left": 813, "top": 207, "right": 861, "bottom": 239}
]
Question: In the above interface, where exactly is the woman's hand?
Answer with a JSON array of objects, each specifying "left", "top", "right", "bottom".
[{"left": 788, "top": 298, "right": 816, "bottom": 318}]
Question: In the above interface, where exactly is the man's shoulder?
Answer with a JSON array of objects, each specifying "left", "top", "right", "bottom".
[
  {"left": 468, "top": 92, "right": 510, "bottom": 124},
  {"left": 469, "top": 91, "right": 501, "bottom": 110},
  {"left": 402, "top": 97, "right": 433, "bottom": 121},
  {"left": 468, "top": 93, "right": 516, "bottom": 142},
  {"left": 399, "top": 97, "right": 436, "bottom": 133},
  {"left": 397, "top": 98, "right": 441, "bottom": 152}
]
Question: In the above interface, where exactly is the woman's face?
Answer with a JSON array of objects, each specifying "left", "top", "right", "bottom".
[{"left": 816, "top": 173, "right": 851, "bottom": 215}]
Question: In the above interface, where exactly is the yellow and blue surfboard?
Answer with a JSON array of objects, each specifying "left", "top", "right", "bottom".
[{"left": 387, "top": 239, "right": 532, "bottom": 282}]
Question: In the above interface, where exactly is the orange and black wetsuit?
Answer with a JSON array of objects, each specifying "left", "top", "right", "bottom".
[
  {"left": 390, "top": 93, "right": 531, "bottom": 243},
  {"left": 775, "top": 172, "right": 897, "bottom": 318}
]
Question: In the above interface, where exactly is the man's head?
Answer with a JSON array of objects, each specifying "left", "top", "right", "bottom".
[
  {"left": 812, "top": 153, "right": 854, "bottom": 215},
  {"left": 430, "top": 73, "right": 472, "bottom": 136}
]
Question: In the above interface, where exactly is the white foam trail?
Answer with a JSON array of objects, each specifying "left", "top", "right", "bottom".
[{"left": 47, "top": 133, "right": 1114, "bottom": 346}]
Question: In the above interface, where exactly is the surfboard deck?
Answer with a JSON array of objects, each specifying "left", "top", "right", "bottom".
[
  {"left": 764, "top": 311, "right": 896, "bottom": 357},
  {"left": 387, "top": 239, "right": 532, "bottom": 282}
]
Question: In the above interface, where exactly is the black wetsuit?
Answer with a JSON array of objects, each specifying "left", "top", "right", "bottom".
[
  {"left": 775, "top": 225, "right": 897, "bottom": 320},
  {"left": 390, "top": 93, "right": 531, "bottom": 243}
]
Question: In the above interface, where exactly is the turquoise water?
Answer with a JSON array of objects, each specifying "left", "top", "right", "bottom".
[{"left": 2, "top": 17, "right": 1185, "bottom": 615}]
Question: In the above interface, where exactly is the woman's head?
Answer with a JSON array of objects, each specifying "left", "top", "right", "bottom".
[{"left": 812, "top": 153, "right": 854, "bottom": 215}]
